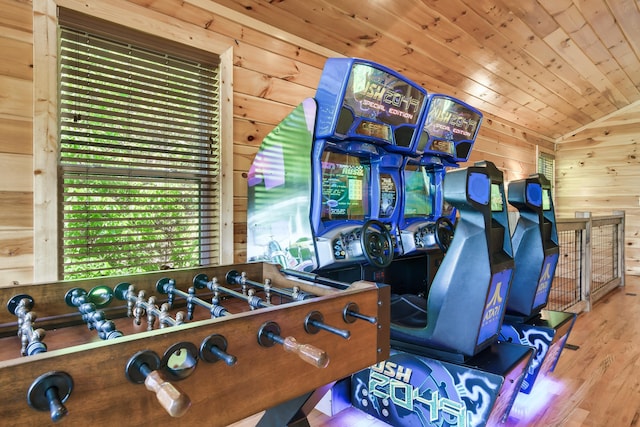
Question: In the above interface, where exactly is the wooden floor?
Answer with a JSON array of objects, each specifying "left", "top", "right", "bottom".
[
  {"left": 503, "top": 275, "right": 640, "bottom": 427},
  {"left": 232, "top": 275, "right": 640, "bottom": 427}
]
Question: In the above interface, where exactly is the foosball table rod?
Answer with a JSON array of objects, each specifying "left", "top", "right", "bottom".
[
  {"left": 197, "top": 273, "right": 351, "bottom": 339},
  {"left": 226, "top": 269, "right": 315, "bottom": 302},
  {"left": 199, "top": 334, "right": 238, "bottom": 366},
  {"left": 193, "top": 274, "right": 271, "bottom": 310},
  {"left": 343, "top": 302, "right": 377, "bottom": 324},
  {"left": 156, "top": 277, "right": 232, "bottom": 319},
  {"left": 26, "top": 371, "right": 73, "bottom": 422}
]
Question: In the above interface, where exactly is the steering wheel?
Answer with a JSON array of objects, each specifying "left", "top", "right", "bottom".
[
  {"left": 435, "top": 216, "right": 455, "bottom": 253},
  {"left": 360, "top": 219, "right": 394, "bottom": 268}
]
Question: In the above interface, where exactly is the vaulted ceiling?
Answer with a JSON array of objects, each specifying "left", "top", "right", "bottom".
[{"left": 207, "top": 0, "right": 640, "bottom": 141}]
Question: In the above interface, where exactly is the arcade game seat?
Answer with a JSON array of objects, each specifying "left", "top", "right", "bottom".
[
  {"left": 389, "top": 160, "right": 514, "bottom": 360},
  {"left": 500, "top": 174, "right": 576, "bottom": 394},
  {"left": 504, "top": 174, "right": 557, "bottom": 318}
]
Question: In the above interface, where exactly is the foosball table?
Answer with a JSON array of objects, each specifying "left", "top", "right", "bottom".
[{"left": 0, "top": 262, "right": 390, "bottom": 426}]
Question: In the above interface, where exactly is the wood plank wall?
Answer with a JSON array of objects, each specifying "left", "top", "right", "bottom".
[
  {"left": 2, "top": 0, "right": 632, "bottom": 287},
  {"left": 556, "top": 101, "right": 640, "bottom": 276},
  {"left": 0, "top": 0, "right": 34, "bottom": 286}
]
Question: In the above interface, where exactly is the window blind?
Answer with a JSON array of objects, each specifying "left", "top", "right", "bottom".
[{"left": 59, "top": 26, "right": 221, "bottom": 279}]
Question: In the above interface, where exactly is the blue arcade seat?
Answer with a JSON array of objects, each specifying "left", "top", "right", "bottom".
[
  {"left": 505, "top": 174, "right": 559, "bottom": 320},
  {"left": 500, "top": 175, "right": 575, "bottom": 394},
  {"left": 390, "top": 161, "right": 514, "bottom": 360}
]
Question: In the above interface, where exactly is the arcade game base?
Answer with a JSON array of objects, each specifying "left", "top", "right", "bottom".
[
  {"left": 349, "top": 342, "right": 534, "bottom": 427},
  {"left": 501, "top": 310, "right": 575, "bottom": 394}
]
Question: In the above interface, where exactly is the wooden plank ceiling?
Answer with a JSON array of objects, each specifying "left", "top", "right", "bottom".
[{"left": 204, "top": 0, "right": 640, "bottom": 141}]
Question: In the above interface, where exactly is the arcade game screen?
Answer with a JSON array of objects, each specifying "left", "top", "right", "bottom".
[
  {"left": 542, "top": 188, "right": 552, "bottom": 211},
  {"left": 320, "top": 150, "right": 370, "bottom": 221},
  {"left": 403, "top": 164, "right": 434, "bottom": 218},
  {"left": 490, "top": 183, "right": 504, "bottom": 212},
  {"left": 338, "top": 63, "right": 427, "bottom": 147},
  {"left": 420, "top": 96, "right": 482, "bottom": 156},
  {"left": 379, "top": 173, "right": 397, "bottom": 218}
]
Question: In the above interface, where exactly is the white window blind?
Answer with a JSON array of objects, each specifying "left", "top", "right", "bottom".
[{"left": 59, "top": 23, "right": 221, "bottom": 279}]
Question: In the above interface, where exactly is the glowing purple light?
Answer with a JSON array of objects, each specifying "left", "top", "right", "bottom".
[{"left": 508, "top": 375, "right": 565, "bottom": 423}]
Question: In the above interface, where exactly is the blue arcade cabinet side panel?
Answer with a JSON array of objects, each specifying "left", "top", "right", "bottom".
[
  {"left": 477, "top": 267, "right": 512, "bottom": 347},
  {"left": 532, "top": 252, "right": 559, "bottom": 309},
  {"left": 246, "top": 98, "right": 318, "bottom": 271},
  {"left": 500, "top": 309, "right": 575, "bottom": 394},
  {"left": 534, "top": 176, "right": 561, "bottom": 310},
  {"left": 351, "top": 344, "right": 533, "bottom": 427}
]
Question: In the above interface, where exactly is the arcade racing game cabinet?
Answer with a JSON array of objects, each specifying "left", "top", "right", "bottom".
[
  {"left": 352, "top": 161, "right": 534, "bottom": 427},
  {"left": 246, "top": 57, "right": 427, "bottom": 425},
  {"left": 247, "top": 57, "right": 430, "bottom": 285},
  {"left": 499, "top": 174, "right": 576, "bottom": 394}
]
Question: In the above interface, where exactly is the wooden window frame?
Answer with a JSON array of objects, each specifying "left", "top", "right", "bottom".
[{"left": 33, "top": 0, "right": 234, "bottom": 282}]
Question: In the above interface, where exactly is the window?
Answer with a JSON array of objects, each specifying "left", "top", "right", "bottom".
[
  {"left": 538, "top": 151, "right": 555, "bottom": 188},
  {"left": 58, "top": 15, "right": 221, "bottom": 279}
]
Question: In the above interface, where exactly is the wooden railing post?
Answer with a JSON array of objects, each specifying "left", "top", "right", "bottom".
[{"left": 613, "top": 210, "right": 626, "bottom": 288}]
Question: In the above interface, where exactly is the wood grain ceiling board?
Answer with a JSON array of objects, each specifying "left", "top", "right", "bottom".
[{"left": 196, "top": 0, "right": 640, "bottom": 140}]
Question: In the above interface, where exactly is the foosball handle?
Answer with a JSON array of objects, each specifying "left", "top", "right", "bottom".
[
  {"left": 200, "top": 334, "right": 237, "bottom": 366},
  {"left": 125, "top": 350, "right": 191, "bottom": 418},
  {"left": 343, "top": 302, "right": 377, "bottom": 324},
  {"left": 26, "top": 371, "right": 73, "bottom": 422},
  {"left": 258, "top": 321, "right": 329, "bottom": 369},
  {"left": 144, "top": 370, "right": 191, "bottom": 418},
  {"left": 304, "top": 311, "right": 351, "bottom": 339},
  {"left": 282, "top": 336, "right": 329, "bottom": 369}
]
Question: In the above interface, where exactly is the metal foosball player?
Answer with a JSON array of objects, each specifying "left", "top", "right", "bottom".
[
  {"left": 194, "top": 274, "right": 272, "bottom": 311},
  {"left": 7, "top": 294, "right": 47, "bottom": 356},
  {"left": 114, "top": 283, "right": 185, "bottom": 330},
  {"left": 65, "top": 287, "right": 123, "bottom": 340},
  {"left": 226, "top": 269, "right": 315, "bottom": 302},
  {"left": 196, "top": 273, "right": 353, "bottom": 340},
  {"left": 156, "top": 276, "right": 264, "bottom": 318}
]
